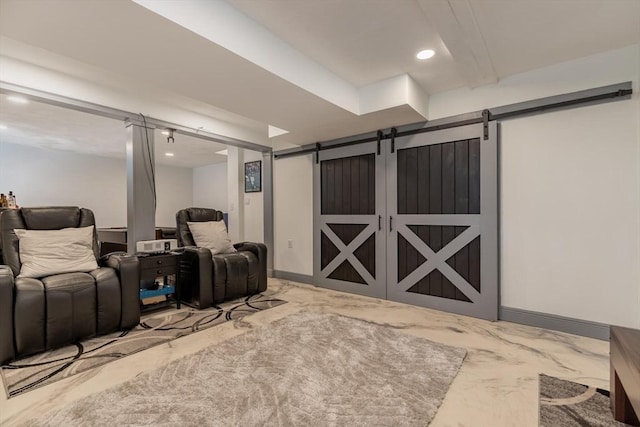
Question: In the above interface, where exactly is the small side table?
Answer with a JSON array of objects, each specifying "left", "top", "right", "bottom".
[
  {"left": 610, "top": 325, "right": 640, "bottom": 426},
  {"left": 138, "top": 252, "right": 182, "bottom": 309}
]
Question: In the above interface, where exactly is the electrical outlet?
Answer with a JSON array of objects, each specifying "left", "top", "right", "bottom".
[
  {"left": 245, "top": 198, "right": 250, "bottom": 205},
  {"left": 287, "top": 240, "right": 293, "bottom": 248}
]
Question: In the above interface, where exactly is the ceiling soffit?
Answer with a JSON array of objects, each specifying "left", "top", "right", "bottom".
[{"left": 133, "top": 0, "right": 430, "bottom": 120}]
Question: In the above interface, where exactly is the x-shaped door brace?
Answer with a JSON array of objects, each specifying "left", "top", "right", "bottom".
[
  {"left": 320, "top": 222, "right": 377, "bottom": 286},
  {"left": 397, "top": 224, "right": 481, "bottom": 301}
]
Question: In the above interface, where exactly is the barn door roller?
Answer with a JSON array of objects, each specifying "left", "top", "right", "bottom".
[
  {"left": 390, "top": 127, "right": 398, "bottom": 153},
  {"left": 482, "top": 109, "right": 490, "bottom": 140}
]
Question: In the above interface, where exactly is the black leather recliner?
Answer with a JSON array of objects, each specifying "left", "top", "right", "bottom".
[
  {"left": 0, "top": 207, "right": 140, "bottom": 364},
  {"left": 0, "top": 207, "right": 9, "bottom": 265},
  {"left": 176, "top": 208, "right": 267, "bottom": 309}
]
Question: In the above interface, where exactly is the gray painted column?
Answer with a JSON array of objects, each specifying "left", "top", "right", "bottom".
[
  {"left": 126, "top": 121, "right": 156, "bottom": 253},
  {"left": 226, "top": 147, "right": 244, "bottom": 242},
  {"left": 262, "top": 151, "right": 274, "bottom": 276}
]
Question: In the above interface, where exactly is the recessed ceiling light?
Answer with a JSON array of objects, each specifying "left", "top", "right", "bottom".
[
  {"left": 216, "top": 149, "right": 228, "bottom": 156},
  {"left": 416, "top": 49, "right": 435, "bottom": 60},
  {"left": 165, "top": 152, "right": 174, "bottom": 157},
  {"left": 0, "top": 124, "right": 7, "bottom": 130},
  {"left": 7, "top": 95, "right": 28, "bottom": 104},
  {"left": 161, "top": 130, "right": 170, "bottom": 135}
]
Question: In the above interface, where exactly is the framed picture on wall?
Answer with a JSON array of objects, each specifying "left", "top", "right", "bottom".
[{"left": 244, "top": 160, "right": 262, "bottom": 193}]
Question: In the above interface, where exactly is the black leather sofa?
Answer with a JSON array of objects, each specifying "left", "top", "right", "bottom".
[
  {"left": 176, "top": 207, "right": 267, "bottom": 309},
  {"left": 0, "top": 207, "right": 140, "bottom": 364}
]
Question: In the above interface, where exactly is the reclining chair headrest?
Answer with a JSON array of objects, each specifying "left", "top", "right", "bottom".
[
  {"left": 21, "top": 207, "right": 83, "bottom": 230},
  {"left": 176, "top": 207, "right": 224, "bottom": 247},
  {"left": 185, "top": 208, "right": 223, "bottom": 222},
  {"left": 0, "top": 206, "right": 98, "bottom": 276}
]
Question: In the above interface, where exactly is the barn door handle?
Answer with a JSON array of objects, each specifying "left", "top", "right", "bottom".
[
  {"left": 378, "top": 215, "right": 382, "bottom": 231},
  {"left": 389, "top": 216, "right": 393, "bottom": 232}
]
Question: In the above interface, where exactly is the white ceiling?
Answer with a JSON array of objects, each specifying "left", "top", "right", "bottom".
[
  {"left": 0, "top": 94, "right": 228, "bottom": 168},
  {"left": 228, "top": 0, "right": 640, "bottom": 89},
  {"left": 228, "top": 0, "right": 462, "bottom": 93},
  {"left": 0, "top": 0, "right": 638, "bottom": 156}
]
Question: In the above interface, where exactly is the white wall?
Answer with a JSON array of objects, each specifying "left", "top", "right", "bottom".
[
  {"left": 272, "top": 44, "right": 640, "bottom": 328},
  {"left": 243, "top": 149, "right": 264, "bottom": 243},
  {"left": 428, "top": 45, "right": 639, "bottom": 120},
  {"left": 0, "top": 142, "right": 193, "bottom": 229},
  {"left": 500, "top": 102, "right": 639, "bottom": 327},
  {"left": 154, "top": 163, "right": 193, "bottom": 228},
  {"left": 193, "top": 162, "right": 228, "bottom": 211},
  {"left": 273, "top": 154, "right": 313, "bottom": 275},
  {"left": 0, "top": 142, "right": 127, "bottom": 226},
  {"left": 222, "top": 148, "right": 265, "bottom": 243}
]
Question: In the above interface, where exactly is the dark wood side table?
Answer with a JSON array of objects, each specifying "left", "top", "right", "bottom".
[
  {"left": 610, "top": 325, "right": 640, "bottom": 426},
  {"left": 138, "top": 252, "right": 182, "bottom": 310},
  {"left": 97, "top": 228, "right": 178, "bottom": 257}
]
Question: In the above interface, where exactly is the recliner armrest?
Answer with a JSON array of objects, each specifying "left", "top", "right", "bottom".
[
  {"left": 180, "top": 246, "right": 214, "bottom": 308},
  {"left": 233, "top": 242, "right": 266, "bottom": 258},
  {"left": 100, "top": 251, "right": 138, "bottom": 270},
  {"left": 233, "top": 242, "right": 267, "bottom": 293},
  {"left": 99, "top": 252, "right": 140, "bottom": 329},
  {"left": 0, "top": 265, "right": 16, "bottom": 363}
]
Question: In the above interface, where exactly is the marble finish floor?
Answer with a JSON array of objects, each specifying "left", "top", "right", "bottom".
[{"left": 0, "top": 279, "right": 610, "bottom": 426}]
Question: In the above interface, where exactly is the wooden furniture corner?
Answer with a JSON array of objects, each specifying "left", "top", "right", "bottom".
[{"left": 610, "top": 325, "right": 640, "bottom": 426}]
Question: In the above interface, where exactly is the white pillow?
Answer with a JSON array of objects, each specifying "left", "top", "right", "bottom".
[
  {"left": 187, "top": 221, "right": 237, "bottom": 255},
  {"left": 14, "top": 226, "right": 98, "bottom": 279}
]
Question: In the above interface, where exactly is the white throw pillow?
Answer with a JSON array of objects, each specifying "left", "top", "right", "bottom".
[
  {"left": 14, "top": 226, "right": 98, "bottom": 279},
  {"left": 187, "top": 221, "right": 237, "bottom": 255}
]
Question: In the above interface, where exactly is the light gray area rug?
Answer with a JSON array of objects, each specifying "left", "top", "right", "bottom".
[
  {"left": 27, "top": 311, "right": 466, "bottom": 427},
  {"left": 539, "top": 374, "right": 628, "bottom": 426},
  {"left": 2, "top": 294, "right": 285, "bottom": 398}
]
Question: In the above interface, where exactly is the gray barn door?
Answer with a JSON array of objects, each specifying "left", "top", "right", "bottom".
[
  {"left": 386, "top": 122, "right": 498, "bottom": 320},
  {"left": 313, "top": 142, "right": 386, "bottom": 299}
]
